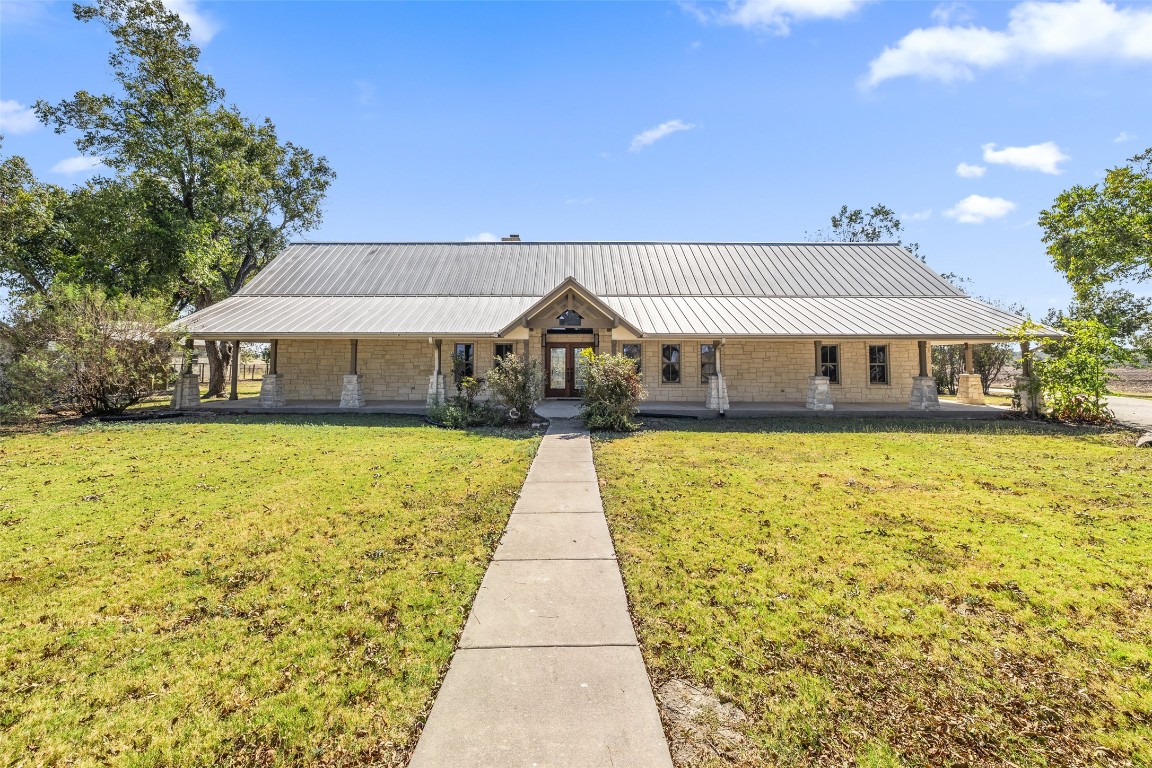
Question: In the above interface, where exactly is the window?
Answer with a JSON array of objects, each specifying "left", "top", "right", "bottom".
[
  {"left": 868, "top": 344, "right": 889, "bottom": 385},
  {"left": 820, "top": 344, "right": 839, "bottom": 384},
  {"left": 454, "top": 343, "right": 474, "bottom": 380},
  {"left": 661, "top": 344, "right": 681, "bottom": 384},
  {"left": 494, "top": 343, "right": 514, "bottom": 364},
  {"left": 622, "top": 343, "right": 642, "bottom": 373},
  {"left": 557, "top": 309, "right": 583, "bottom": 327},
  {"left": 700, "top": 344, "right": 716, "bottom": 383}
]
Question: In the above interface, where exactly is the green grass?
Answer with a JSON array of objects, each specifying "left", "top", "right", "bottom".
[
  {"left": 594, "top": 418, "right": 1152, "bottom": 767},
  {"left": 0, "top": 415, "right": 539, "bottom": 767}
]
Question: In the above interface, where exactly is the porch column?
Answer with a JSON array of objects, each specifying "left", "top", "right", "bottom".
[
  {"left": 1015, "top": 340, "right": 1041, "bottom": 414},
  {"left": 171, "top": 337, "right": 202, "bottom": 410},
  {"left": 909, "top": 340, "right": 940, "bottom": 410},
  {"left": 259, "top": 339, "right": 285, "bottom": 408},
  {"left": 340, "top": 339, "right": 364, "bottom": 408},
  {"left": 806, "top": 339, "right": 832, "bottom": 411},
  {"left": 228, "top": 340, "right": 240, "bottom": 400},
  {"left": 706, "top": 339, "right": 729, "bottom": 416},
  {"left": 427, "top": 338, "right": 446, "bottom": 406},
  {"left": 957, "top": 342, "right": 984, "bottom": 405}
]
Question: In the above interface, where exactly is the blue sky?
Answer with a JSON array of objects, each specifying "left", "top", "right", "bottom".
[{"left": 2, "top": 0, "right": 1150, "bottom": 316}]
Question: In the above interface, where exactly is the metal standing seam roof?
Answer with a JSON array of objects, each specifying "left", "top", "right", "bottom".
[{"left": 174, "top": 242, "right": 1045, "bottom": 339}]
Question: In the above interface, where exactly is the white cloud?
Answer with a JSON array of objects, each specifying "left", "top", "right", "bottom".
[
  {"left": 865, "top": 0, "right": 1152, "bottom": 87},
  {"left": 982, "top": 141, "right": 1068, "bottom": 174},
  {"left": 162, "top": 0, "right": 220, "bottom": 44},
  {"left": 1114, "top": 130, "right": 1135, "bottom": 143},
  {"left": 931, "top": 2, "right": 974, "bottom": 24},
  {"left": 465, "top": 232, "right": 498, "bottom": 242},
  {"left": 690, "top": 0, "right": 870, "bottom": 35},
  {"left": 944, "top": 194, "right": 1016, "bottom": 223},
  {"left": 629, "top": 119, "right": 695, "bottom": 152},
  {"left": 955, "top": 162, "right": 986, "bottom": 178},
  {"left": 51, "top": 156, "right": 106, "bottom": 175},
  {"left": 0, "top": 100, "right": 39, "bottom": 134},
  {"left": 903, "top": 209, "right": 933, "bottom": 221}
]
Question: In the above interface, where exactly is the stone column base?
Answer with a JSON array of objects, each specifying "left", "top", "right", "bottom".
[
  {"left": 908, "top": 375, "right": 941, "bottom": 410},
  {"left": 806, "top": 375, "right": 833, "bottom": 411},
  {"left": 705, "top": 373, "right": 730, "bottom": 413},
  {"left": 427, "top": 373, "right": 446, "bottom": 406},
  {"left": 170, "top": 373, "right": 201, "bottom": 410},
  {"left": 259, "top": 373, "right": 286, "bottom": 408},
  {"left": 1014, "top": 375, "right": 1042, "bottom": 413},
  {"left": 340, "top": 374, "right": 365, "bottom": 408},
  {"left": 956, "top": 373, "right": 985, "bottom": 405}
]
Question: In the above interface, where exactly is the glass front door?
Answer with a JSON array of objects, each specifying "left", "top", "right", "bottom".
[{"left": 544, "top": 343, "right": 592, "bottom": 397}]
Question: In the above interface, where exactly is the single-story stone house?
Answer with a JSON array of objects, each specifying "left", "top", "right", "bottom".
[{"left": 171, "top": 239, "right": 1046, "bottom": 413}]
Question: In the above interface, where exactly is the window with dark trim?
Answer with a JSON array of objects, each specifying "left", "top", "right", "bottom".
[
  {"left": 661, "top": 344, "right": 681, "bottom": 384},
  {"left": 557, "top": 309, "right": 583, "bottom": 327},
  {"left": 494, "top": 343, "right": 514, "bottom": 363},
  {"left": 622, "top": 343, "right": 642, "bottom": 373},
  {"left": 700, "top": 344, "right": 716, "bottom": 383},
  {"left": 454, "top": 343, "right": 474, "bottom": 380},
  {"left": 868, "top": 344, "right": 889, "bottom": 385},
  {"left": 820, "top": 344, "right": 840, "bottom": 384}
]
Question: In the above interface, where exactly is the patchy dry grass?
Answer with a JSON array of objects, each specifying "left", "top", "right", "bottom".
[
  {"left": 594, "top": 418, "right": 1152, "bottom": 768},
  {"left": 0, "top": 415, "right": 539, "bottom": 767}
]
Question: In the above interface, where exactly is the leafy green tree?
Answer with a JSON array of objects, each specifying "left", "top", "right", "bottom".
[
  {"left": 1040, "top": 148, "right": 1151, "bottom": 296},
  {"left": 1043, "top": 287, "right": 1152, "bottom": 360},
  {"left": 36, "top": 0, "right": 335, "bottom": 396},
  {"left": 1012, "top": 319, "right": 1127, "bottom": 423},
  {"left": 808, "top": 203, "right": 922, "bottom": 261},
  {"left": 0, "top": 149, "right": 77, "bottom": 295}
]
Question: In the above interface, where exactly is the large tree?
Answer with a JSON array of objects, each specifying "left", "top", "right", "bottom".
[
  {"left": 808, "top": 203, "right": 922, "bottom": 261},
  {"left": 0, "top": 147, "right": 76, "bottom": 296},
  {"left": 1039, "top": 148, "right": 1152, "bottom": 297},
  {"left": 36, "top": 0, "right": 335, "bottom": 396}
]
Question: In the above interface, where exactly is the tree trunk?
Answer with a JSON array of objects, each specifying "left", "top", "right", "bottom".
[{"left": 204, "top": 340, "right": 232, "bottom": 398}]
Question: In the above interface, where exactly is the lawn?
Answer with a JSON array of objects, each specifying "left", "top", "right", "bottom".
[
  {"left": 0, "top": 414, "right": 539, "bottom": 767},
  {"left": 594, "top": 418, "right": 1152, "bottom": 768}
]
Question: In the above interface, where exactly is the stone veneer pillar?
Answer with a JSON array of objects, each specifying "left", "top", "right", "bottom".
[
  {"left": 705, "top": 374, "right": 729, "bottom": 413},
  {"left": 956, "top": 374, "right": 985, "bottom": 405},
  {"left": 806, "top": 375, "right": 833, "bottom": 410},
  {"left": 259, "top": 374, "right": 286, "bottom": 407},
  {"left": 171, "top": 373, "right": 202, "bottom": 410},
  {"left": 908, "top": 376, "right": 941, "bottom": 410},
  {"left": 1014, "top": 375, "right": 1042, "bottom": 414},
  {"left": 340, "top": 374, "right": 365, "bottom": 408}
]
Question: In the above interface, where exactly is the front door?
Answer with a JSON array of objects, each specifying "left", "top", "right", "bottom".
[{"left": 545, "top": 343, "right": 593, "bottom": 398}]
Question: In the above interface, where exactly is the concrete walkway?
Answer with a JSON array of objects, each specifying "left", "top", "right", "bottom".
[
  {"left": 408, "top": 419, "right": 673, "bottom": 768},
  {"left": 1108, "top": 395, "right": 1152, "bottom": 431}
]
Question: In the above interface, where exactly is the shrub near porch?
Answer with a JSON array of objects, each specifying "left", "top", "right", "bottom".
[
  {"left": 593, "top": 420, "right": 1151, "bottom": 767},
  {"left": 0, "top": 416, "right": 539, "bottom": 766}
]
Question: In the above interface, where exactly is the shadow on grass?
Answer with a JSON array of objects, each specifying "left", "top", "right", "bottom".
[
  {"left": 591, "top": 414, "right": 1142, "bottom": 444},
  {"left": 2, "top": 411, "right": 545, "bottom": 441}
]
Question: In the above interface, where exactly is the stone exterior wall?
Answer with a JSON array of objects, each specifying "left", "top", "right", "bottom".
[
  {"left": 274, "top": 337, "right": 926, "bottom": 405},
  {"left": 279, "top": 339, "right": 431, "bottom": 402},
  {"left": 724, "top": 339, "right": 921, "bottom": 403}
]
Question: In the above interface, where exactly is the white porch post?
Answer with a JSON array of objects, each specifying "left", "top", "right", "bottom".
[
  {"left": 427, "top": 338, "right": 446, "bottom": 406},
  {"left": 705, "top": 339, "right": 729, "bottom": 415}
]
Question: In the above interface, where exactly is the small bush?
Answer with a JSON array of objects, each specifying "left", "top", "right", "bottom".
[
  {"left": 578, "top": 350, "right": 646, "bottom": 431},
  {"left": 486, "top": 353, "right": 543, "bottom": 423},
  {"left": 1011, "top": 318, "right": 1123, "bottom": 423}
]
